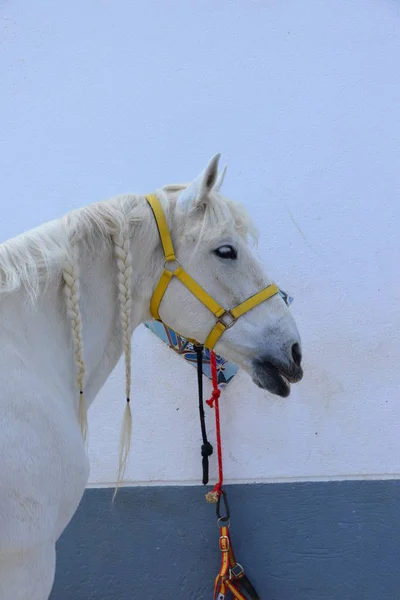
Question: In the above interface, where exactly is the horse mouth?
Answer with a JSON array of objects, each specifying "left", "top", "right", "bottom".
[{"left": 251, "top": 360, "right": 303, "bottom": 397}]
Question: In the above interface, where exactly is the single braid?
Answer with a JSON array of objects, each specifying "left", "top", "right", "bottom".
[
  {"left": 112, "top": 225, "right": 133, "bottom": 498},
  {"left": 62, "top": 253, "right": 88, "bottom": 441}
]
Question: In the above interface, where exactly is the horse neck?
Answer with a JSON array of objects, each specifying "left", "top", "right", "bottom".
[{"left": 3, "top": 198, "right": 162, "bottom": 415}]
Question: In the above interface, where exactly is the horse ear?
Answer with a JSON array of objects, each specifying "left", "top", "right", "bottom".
[
  {"left": 213, "top": 165, "right": 227, "bottom": 192},
  {"left": 177, "top": 153, "right": 221, "bottom": 212}
]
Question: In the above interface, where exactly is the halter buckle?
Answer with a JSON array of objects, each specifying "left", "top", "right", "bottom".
[
  {"left": 219, "top": 535, "right": 230, "bottom": 552},
  {"left": 230, "top": 563, "right": 245, "bottom": 579},
  {"left": 217, "top": 311, "right": 237, "bottom": 329}
]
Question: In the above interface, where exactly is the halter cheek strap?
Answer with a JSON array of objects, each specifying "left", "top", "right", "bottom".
[{"left": 145, "top": 193, "right": 279, "bottom": 350}]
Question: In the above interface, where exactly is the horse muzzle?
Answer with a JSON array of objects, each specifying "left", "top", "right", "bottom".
[{"left": 251, "top": 351, "right": 303, "bottom": 397}]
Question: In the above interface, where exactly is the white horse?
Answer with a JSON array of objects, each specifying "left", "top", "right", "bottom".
[{"left": 0, "top": 154, "right": 303, "bottom": 600}]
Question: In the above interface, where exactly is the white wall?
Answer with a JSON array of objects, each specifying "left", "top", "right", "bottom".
[{"left": 1, "top": 0, "right": 399, "bottom": 486}]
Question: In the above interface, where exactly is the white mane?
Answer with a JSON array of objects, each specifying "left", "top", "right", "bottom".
[
  {"left": 0, "top": 194, "right": 143, "bottom": 300},
  {"left": 0, "top": 187, "right": 257, "bottom": 301}
]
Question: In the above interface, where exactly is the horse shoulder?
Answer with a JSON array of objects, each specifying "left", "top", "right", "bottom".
[{"left": 0, "top": 351, "right": 89, "bottom": 551}]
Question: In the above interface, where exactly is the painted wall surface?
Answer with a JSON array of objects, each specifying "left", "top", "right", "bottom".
[
  {"left": 50, "top": 482, "right": 400, "bottom": 600},
  {"left": 1, "top": 0, "right": 400, "bottom": 488}
]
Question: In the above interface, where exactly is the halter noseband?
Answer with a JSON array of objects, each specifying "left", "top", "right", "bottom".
[{"left": 145, "top": 193, "right": 279, "bottom": 350}]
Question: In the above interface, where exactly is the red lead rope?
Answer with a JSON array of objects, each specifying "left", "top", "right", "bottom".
[
  {"left": 205, "top": 351, "right": 260, "bottom": 600},
  {"left": 206, "top": 351, "right": 223, "bottom": 500}
]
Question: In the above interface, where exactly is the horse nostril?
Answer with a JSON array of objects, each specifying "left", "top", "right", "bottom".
[{"left": 291, "top": 343, "right": 302, "bottom": 367}]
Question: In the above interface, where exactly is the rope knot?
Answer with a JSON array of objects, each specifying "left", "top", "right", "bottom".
[
  {"left": 205, "top": 482, "right": 223, "bottom": 504},
  {"left": 205, "top": 490, "right": 219, "bottom": 503},
  {"left": 206, "top": 388, "right": 221, "bottom": 408},
  {"left": 201, "top": 441, "right": 213, "bottom": 457}
]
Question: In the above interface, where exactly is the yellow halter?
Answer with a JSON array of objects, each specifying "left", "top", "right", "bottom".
[{"left": 145, "top": 193, "right": 279, "bottom": 350}]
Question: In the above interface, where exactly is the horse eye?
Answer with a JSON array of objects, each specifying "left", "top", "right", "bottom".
[{"left": 214, "top": 245, "right": 238, "bottom": 260}]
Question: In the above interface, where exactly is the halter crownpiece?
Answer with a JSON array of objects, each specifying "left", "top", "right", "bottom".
[{"left": 145, "top": 193, "right": 279, "bottom": 350}]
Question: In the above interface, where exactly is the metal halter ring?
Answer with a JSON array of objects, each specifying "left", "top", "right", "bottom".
[
  {"left": 164, "top": 258, "right": 181, "bottom": 272},
  {"left": 217, "top": 517, "right": 231, "bottom": 529}
]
